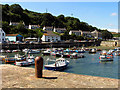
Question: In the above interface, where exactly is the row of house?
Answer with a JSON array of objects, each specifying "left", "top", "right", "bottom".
[
  {"left": 9, "top": 21, "right": 40, "bottom": 30},
  {"left": 9, "top": 22, "right": 102, "bottom": 39},
  {"left": 0, "top": 28, "right": 101, "bottom": 43},
  {"left": 69, "top": 30, "right": 102, "bottom": 39},
  {"left": 43, "top": 26, "right": 102, "bottom": 39},
  {"left": 0, "top": 28, "right": 60, "bottom": 43}
]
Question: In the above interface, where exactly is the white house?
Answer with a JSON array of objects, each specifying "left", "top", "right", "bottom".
[
  {"left": 28, "top": 25, "right": 40, "bottom": 29},
  {"left": 9, "top": 21, "right": 25, "bottom": 26},
  {"left": 69, "top": 30, "right": 82, "bottom": 36},
  {"left": 81, "top": 31, "right": 91, "bottom": 37},
  {"left": 91, "top": 30, "right": 102, "bottom": 39},
  {"left": 43, "top": 26, "right": 53, "bottom": 31},
  {"left": 41, "top": 31, "right": 61, "bottom": 42},
  {"left": 0, "top": 28, "right": 6, "bottom": 43},
  {"left": 53, "top": 28, "right": 66, "bottom": 33}
]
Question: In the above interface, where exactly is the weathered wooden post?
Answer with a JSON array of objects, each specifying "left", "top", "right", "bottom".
[{"left": 35, "top": 56, "right": 43, "bottom": 78}]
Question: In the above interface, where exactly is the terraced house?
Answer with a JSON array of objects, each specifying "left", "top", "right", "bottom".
[
  {"left": 53, "top": 28, "right": 66, "bottom": 34},
  {"left": 41, "top": 31, "right": 61, "bottom": 42}
]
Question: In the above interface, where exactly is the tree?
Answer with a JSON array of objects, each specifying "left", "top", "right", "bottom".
[
  {"left": 102, "top": 30, "right": 113, "bottom": 40},
  {"left": 2, "top": 21, "right": 10, "bottom": 33},
  {"left": 15, "top": 22, "right": 28, "bottom": 34},
  {"left": 10, "top": 4, "right": 23, "bottom": 15},
  {"left": 35, "top": 28, "right": 43, "bottom": 38}
]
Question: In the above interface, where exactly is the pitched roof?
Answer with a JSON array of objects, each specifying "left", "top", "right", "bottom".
[
  {"left": 70, "top": 30, "right": 82, "bottom": 32},
  {"left": 43, "top": 31, "right": 59, "bottom": 36},
  {"left": 44, "top": 26, "right": 53, "bottom": 29},
  {"left": 54, "top": 28, "right": 66, "bottom": 30},
  {"left": 6, "top": 34, "right": 19, "bottom": 36}
]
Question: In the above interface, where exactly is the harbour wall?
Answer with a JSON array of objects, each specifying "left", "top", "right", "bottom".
[
  {"left": 100, "top": 40, "right": 120, "bottom": 47},
  {"left": 1, "top": 41, "right": 101, "bottom": 50}
]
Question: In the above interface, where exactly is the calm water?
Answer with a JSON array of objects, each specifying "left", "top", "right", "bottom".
[{"left": 1, "top": 51, "right": 120, "bottom": 79}]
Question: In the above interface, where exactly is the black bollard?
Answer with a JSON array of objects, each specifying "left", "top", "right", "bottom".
[{"left": 35, "top": 56, "right": 43, "bottom": 78}]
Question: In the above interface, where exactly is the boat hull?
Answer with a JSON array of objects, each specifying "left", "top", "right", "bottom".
[{"left": 44, "top": 63, "right": 69, "bottom": 71}]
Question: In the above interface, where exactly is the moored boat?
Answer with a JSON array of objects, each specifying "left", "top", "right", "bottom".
[
  {"left": 15, "top": 61, "right": 30, "bottom": 66},
  {"left": 115, "top": 50, "right": 120, "bottom": 56},
  {"left": 99, "top": 54, "right": 113, "bottom": 61},
  {"left": 89, "top": 48, "right": 96, "bottom": 54},
  {"left": 44, "top": 58, "right": 69, "bottom": 71},
  {"left": 62, "top": 53, "right": 70, "bottom": 58},
  {"left": 42, "top": 49, "right": 51, "bottom": 56},
  {"left": 26, "top": 54, "right": 35, "bottom": 65}
]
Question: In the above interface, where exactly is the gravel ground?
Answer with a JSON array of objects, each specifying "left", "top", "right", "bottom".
[{"left": 1, "top": 64, "right": 119, "bottom": 88}]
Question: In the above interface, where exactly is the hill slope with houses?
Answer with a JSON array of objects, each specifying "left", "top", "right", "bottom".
[{"left": 1, "top": 4, "right": 113, "bottom": 42}]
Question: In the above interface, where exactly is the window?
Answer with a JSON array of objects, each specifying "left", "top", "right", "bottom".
[{"left": 2, "top": 33, "right": 4, "bottom": 36}]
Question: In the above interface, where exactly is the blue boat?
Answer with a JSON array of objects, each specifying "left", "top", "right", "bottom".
[{"left": 44, "top": 58, "right": 69, "bottom": 71}]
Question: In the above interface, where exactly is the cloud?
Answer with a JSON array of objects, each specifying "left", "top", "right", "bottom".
[
  {"left": 101, "top": 28, "right": 119, "bottom": 33},
  {"left": 111, "top": 13, "right": 117, "bottom": 16},
  {"left": 108, "top": 24, "right": 114, "bottom": 27},
  {"left": 107, "top": 29, "right": 119, "bottom": 33}
]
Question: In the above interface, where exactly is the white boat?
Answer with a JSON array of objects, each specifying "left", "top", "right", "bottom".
[
  {"left": 70, "top": 53, "right": 77, "bottom": 59},
  {"left": 42, "top": 49, "right": 51, "bottom": 55},
  {"left": 44, "top": 58, "right": 69, "bottom": 71},
  {"left": 70, "top": 53, "right": 85, "bottom": 59},
  {"left": 14, "top": 54, "right": 26, "bottom": 61},
  {"left": 12, "top": 49, "right": 21, "bottom": 52},
  {"left": 22, "top": 49, "right": 28, "bottom": 52},
  {"left": 115, "top": 50, "right": 120, "bottom": 56},
  {"left": 89, "top": 48, "right": 96, "bottom": 54},
  {"left": 99, "top": 55, "right": 113, "bottom": 61},
  {"left": 27, "top": 49, "right": 40, "bottom": 54},
  {"left": 0, "top": 49, "right": 5, "bottom": 53},
  {"left": 15, "top": 61, "right": 30, "bottom": 66},
  {"left": 26, "top": 54, "right": 35, "bottom": 65}
]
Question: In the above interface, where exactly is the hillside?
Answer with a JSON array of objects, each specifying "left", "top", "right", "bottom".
[{"left": 1, "top": 4, "right": 113, "bottom": 39}]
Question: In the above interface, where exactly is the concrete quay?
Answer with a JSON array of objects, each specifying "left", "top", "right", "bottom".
[{"left": 1, "top": 65, "right": 118, "bottom": 88}]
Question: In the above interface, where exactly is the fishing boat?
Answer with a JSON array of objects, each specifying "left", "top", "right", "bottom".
[
  {"left": 0, "top": 49, "right": 5, "bottom": 53},
  {"left": 12, "top": 49, "right": 21, "bottom": 52},
  {"left": 62, "top": 53, "right": 70, "bottom": 58},
  {"left": 4, "top": 57, "right": 15, "bottom": 63},
  {"left": 42, "top": 49, "right": 51, "bottom": 56},
  {"left": 99, "top": 54, "right": 113, "bottom": 61},
  {"left": 55, "top": 52, "right": 61, "bottom": 57},
  {"left": 77, "top": 53, "right": 85, "bottom": 58},
  {"left": 70, "top": 53, "right": 85, "bottom": 59},
  {"left": 14, "top": 54, "right": 26, "bottom": 60},
  {"left": 51, "top": 51, "right": 56, "bottom": 56},
  {"left": 70, "top": 53, "right": 77, "bottom": 59},
  {"left": 75, "top": 49, "right": 85, "bottom": 53},
  {"left": 15, "top": 61, "right": 30, "bottom": 66},
  {"left": 0, "top": 55, "right": 6, "bottom": 61},
  {"left": 100, "top": 50, "right": 107, "bottom": 55},
  {"left": 115, "top": 50, "right": 120, "bottom": 56},
  {"left": 89, "top": 48, "right": 96, "bottom": 54},
  {"left": 26, "top": 49, "right": 40, "bottom": 54},
  {"left": 44, "top": 58, "right": 69, "bottom": 71},
  {"left": 6, "top": 50, "right": 12, "bottom": 53},
  {"left": 26, "top": 54, "right": 35, "bottom": 65}
]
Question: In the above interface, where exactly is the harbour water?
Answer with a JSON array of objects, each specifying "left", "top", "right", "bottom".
[{"left": 1, "top": 51, "right": 119, "bottom": 79}]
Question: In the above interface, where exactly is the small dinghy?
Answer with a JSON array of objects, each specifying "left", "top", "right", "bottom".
[
  {"left": 15, "top": 61, "right": 30, "bottom": 66},
  {"left": 89, "top": 48, "right": 96, "bottom": 54},
  {"left": 26, "top": 54, "right": 35, "bottom": 65},
  {"left": 42, "top": 49, "right": 51, "bottom": 56},
  {"left": 44, "top": 58, "right": 69, "bottom": 71}
]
